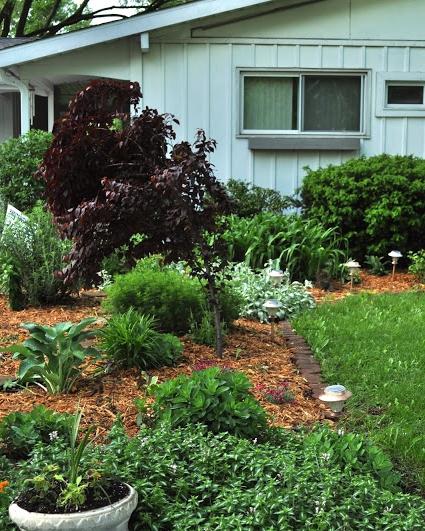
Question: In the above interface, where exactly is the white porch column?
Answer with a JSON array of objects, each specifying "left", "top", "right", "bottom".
[
  {"left": 19, "top": 83, "right": 31, "bottom": 134},
  {"left": 47, "top": 89, "right": 54, "bottom": 131}
]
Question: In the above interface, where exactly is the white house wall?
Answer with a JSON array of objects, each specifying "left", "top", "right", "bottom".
[
  {"left": 140, "top": 0, "right": 425, "bottom": 192},
  {"left": 141, "top": 41, "right": 425, "bottom": 191}
]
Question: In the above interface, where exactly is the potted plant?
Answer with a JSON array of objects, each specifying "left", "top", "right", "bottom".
[{"left": 9, "top": 410, "right": 138, "bottom": 531}]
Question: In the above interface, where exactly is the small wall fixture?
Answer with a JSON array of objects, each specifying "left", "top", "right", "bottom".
[
  {"left": 344, "top": 260, "right": 361, "bottom": 289},
  {"left": 269, "top": 269, "right": 284, "bottom": 287},
  {"left": 319, "top": 384, "right": 352, "bottom": 414},
  {"left": 388, "top": 250, "right": 402, "bottom": 280},
  {"left": 263, "top": 299, "right": 282, "bottom": 339}
]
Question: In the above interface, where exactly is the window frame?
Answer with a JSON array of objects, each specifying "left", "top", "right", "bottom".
[
  {"left": 386, "top": 82, "right": 425, "bottom": 108},
  {"left": 238, "top": 68, "right": 370, "bottom": 138},
  {"left": 376, "top": 72, "right": 425, "bottom": 117}
]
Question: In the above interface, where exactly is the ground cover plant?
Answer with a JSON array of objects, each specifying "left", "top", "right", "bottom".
[
  {"left": 301, "top": 154, "right": 425, "bottom": 259},
  {"left": 2, "top": 420, "right": 425, "bottom": 529},
  {"left": 228, "top": 261, "right": 315, "bottom": 322},
  {"left": 293, "top": 291, "right": 425, "bottom": 491},
  {"left": 223, "top": 212, "right": 347, "bottom": 282},
  {"left": 0, "top": 130, "right": 52, "bottom": 212}
]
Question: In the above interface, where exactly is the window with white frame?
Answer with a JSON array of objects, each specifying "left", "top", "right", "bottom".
[{"left": 240, "top": 71, "right": 367, "bottom": 135}]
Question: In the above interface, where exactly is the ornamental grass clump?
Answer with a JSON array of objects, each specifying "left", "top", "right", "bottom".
[{"left": 100, "top": 309, "right": 182, "bottom": 370}]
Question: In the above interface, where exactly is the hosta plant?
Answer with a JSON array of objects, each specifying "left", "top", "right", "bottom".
[
  {"left": 6, "top": 318, "right": 99, "bottom": 394},
  {"left": 227, "top": 260, "right": 315, "bottom": 322}
]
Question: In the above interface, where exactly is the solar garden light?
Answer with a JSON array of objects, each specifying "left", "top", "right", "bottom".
[
  {"left": 388, "top": 250, "right": 402, "bottom": 280},
  {"left": 344, "top": 260, "right": 361, "bottom": 289},
  {"left": 269, "top": 269, "right": 284, "bottom": 287},
  {"left": 263, "top": 299, "right": 282, "bottom": 340},
  {"left": 319, "top": 384, "right": 352, "bottom": 414}
]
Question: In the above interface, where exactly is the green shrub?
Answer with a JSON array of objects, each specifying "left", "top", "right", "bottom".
[
  {"left": 408, "top": 250, "right": 425, "bottom": 282},
  {"left": 300, "top": 154, "right": 425, "bottom": 259},
  {"left": 223, "top": 212, "right": 347, "bottom": 281},
  {"left": 104, "top": 266, "right": 240, "bottom": 334},
  {"left": 228, "top": 261, "right": 315, "bottom": 322},
  {"left": 100, "top": 309, "right": 182, "bottom": 369},
  {"left": 151, "top": 367, "right": 267, "bottom": 438},
  {"left": 225, "top": 178, "right": 298, "bottom": 217},
  {"left": 0, "top": 203, "right": 74, "bottom": 307},
  {"left": 6, "top": 318, "right": 98, "bottom": 394},
  {"left": 0, "top": 130, "right": 52, "bottom": 211},
  {"left": 189, "top": 308, "right": 226, "bottom": 347},
  {"left": 0, "top": 405, "right": 72, "bottom": 460}
]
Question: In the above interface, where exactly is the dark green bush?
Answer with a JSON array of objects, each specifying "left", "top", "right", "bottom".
[
  {"left": 0, "top": 130, "right": 52, "bottom": 211},
  {"left": 226, "top": 178, "right": 298, "bottom": 217},
  {"left": 0, "top": 203, "right": 74, "bottom": 307},
  {"left": 223, "top": 212, "right": 347, "bottom": 281},
  {"left": 104, "top": 266, "right": 239, "bottom": 334},
  {"left": 0, "top": 405, "right": 71, "bottom": 460},
  {"left": 300, "top": 154, "right": 425, "bottom": 259},
  {"left": 100, "top": 309, "right": 182, "bottom": 369},
  {"left": 150, "top": 367, "right": 267, "bottom": 438}
]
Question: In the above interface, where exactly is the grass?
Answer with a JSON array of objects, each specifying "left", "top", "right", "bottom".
[{"left": 292, "top": 291, "right": 425, "bottom": 491}]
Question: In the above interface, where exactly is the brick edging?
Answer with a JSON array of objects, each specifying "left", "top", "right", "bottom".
[{"left": 280, "top": 321, "right": 324, "bottom": 400}]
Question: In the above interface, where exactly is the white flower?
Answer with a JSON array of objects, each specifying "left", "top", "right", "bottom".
[
  {"left": 337, "top": 428, "right": 345, "bottom": 436},
  {"left": 321, "top": 452, "right": 331, "bottom": 461},
  {"left": 169, "top": 464, "right": 177, "bottom": 474},
  {"left": 252, "top": 438, "right": 258, "bottom": 444},
  {"left": 140, "top": 437, "right": 149, "bottom": 447},
  {"left": 49, "top": 431, "right": 58, "bottom": 441}
]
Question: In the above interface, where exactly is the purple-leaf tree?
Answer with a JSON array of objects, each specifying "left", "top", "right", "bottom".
[{"left": 38, "top": 79, "right": 232, "bottom": 356}]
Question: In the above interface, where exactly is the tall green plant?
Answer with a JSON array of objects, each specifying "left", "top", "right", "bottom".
[
  {"left": 223, "top": 213, "right": 347, "bottom": 281},
  {"left": 0, "top": 203, "right": 74, "bottom": 308}
]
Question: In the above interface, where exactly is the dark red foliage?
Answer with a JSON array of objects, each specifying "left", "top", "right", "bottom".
[{"left": 37, "top": 79, "right": 232, "bottom": 287}]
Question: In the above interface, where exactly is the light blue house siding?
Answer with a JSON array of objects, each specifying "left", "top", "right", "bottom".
[{"left": 3, "top": 0, "right": 425, "bottom": 194}]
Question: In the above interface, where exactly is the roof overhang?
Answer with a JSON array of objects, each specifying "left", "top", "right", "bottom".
[{"left": 0, "top": 0, "right": 276, "bottom": 68}]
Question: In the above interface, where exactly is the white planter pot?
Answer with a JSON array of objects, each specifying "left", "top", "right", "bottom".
[{"left": 9, "top": 483, "right": 138, "bottom": 531}]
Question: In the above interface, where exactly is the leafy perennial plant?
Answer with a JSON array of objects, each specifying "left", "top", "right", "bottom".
[{"left": 6, "top": 318, "right": 99, "bottom": 394}]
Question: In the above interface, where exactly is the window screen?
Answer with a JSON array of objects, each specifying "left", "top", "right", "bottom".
[
  {"left": 243, "top": 76, "right": 298, "bottom": 130},
  {"left": 303, "top": 76, "right": 361, "bottom": 132},
  {"left": 387, "top": 85, "right": 424, "bottom": 105}
]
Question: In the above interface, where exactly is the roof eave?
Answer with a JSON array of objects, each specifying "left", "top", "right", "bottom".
[{"left": 0, "top": 0, "right": 275, "bottom": 68}]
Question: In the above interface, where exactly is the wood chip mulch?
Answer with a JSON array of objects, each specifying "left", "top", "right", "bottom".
[
  {"left": 0, "top": 295, "right": 325, "bottom": 440},
  {"left": 310, "top": 271, "right": 424, "bottom": 303}
]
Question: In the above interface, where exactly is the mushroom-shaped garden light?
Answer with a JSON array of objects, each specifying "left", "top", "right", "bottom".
[
  {"left": 344, "top": 260, "right": 361, "bottom": 289},
  {"left": 388, "top": 250, "right": 402, "bottom": 280},
  {"left": 269, "top": 269, "right": 284, "bottom": 287},
  {"left": 263, "top": 299, "right": 282, "bottom": 339},
  {"left": 319, "top": 384, "right": 352, "bottom": 414}
]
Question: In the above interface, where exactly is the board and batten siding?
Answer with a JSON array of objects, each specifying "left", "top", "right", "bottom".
[{"left": 141, "top": 41, "right": 425, "bottom": 194}]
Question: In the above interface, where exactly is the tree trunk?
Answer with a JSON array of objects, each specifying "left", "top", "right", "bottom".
[{"left": 208, "top": 277, "right": 224, "bottom": 358}]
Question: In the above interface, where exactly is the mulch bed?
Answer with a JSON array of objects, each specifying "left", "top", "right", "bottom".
[
  {"left": 0, "top": 294, "right": 324, "bottom": 439},
  {"left": 0, "top": 272, "right": 420, "bottom": 438},
  {"left": 311, "top": 271, "right": 423, "bottom": 302}
]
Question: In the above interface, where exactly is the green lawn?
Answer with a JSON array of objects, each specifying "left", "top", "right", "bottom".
[{"left": 293, "top": 291, "right": 425, "bottom": 491}]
